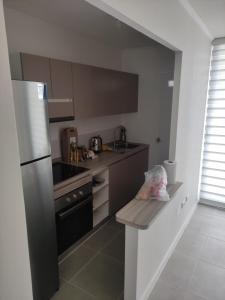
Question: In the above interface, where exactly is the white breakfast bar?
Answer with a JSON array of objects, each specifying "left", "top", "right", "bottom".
[{"left": 116, "top": 182, "right": 185, "bottom": 300}]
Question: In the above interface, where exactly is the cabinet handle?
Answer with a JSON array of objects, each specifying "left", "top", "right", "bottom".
[{"left": 48, "top": 98, "right": 73, "bottom": 103}]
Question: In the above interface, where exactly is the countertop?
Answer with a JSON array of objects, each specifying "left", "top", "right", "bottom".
[
  {"left": 53, "top": 143, "right": 149, "bottom": 198},
  {"left": 55, "top": 143, "right": 149, "bottom": 176},
  {"left": 116, "top": 182, "right": 183, "bottom": 230}
]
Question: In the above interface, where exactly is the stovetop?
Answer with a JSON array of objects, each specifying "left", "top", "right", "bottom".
[{"left": 52, "top": 162, "right": 89, "bottom": 185}]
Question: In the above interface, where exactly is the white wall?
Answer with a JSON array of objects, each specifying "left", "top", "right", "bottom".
[
  {"left": 4, "top": 7, "right": 122, "bottom": 70},
  {"left": 121, "top": 46, "right": 175, "bottom": 167},
  {"left": 4, "top": 7, "right": 124, "bottom": 158},
  {"left": 86, "top": 0, "right": 211, "bottom": 183},
  {"left": 85, "top": 0, "right": 211, "bottom": 299},
  {"left": 0, "top": 2, "right": 33, "bottom": 300},
  {"left": 125, "top": 185, "right": 196, "bottom": 300},
  {"left": 4, "top": 7, "right": 177, "bottom": 161}
]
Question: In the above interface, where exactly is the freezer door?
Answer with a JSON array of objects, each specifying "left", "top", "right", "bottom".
[
  {"left": 12, "top": 80, "right": 51, "bottom": 164},
  {"left": 21, "top": 157, "right": 59, "bottom": 300}
]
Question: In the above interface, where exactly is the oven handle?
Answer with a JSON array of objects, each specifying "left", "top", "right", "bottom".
[{"left": 57, "top": 195, "right": 93, "bottom": 220}]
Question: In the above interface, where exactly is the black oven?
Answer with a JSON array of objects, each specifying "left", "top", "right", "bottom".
[{"left": 55, "top": 182, "right": 93, "bottom": 255}]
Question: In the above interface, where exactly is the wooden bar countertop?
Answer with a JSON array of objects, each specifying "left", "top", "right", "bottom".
[{"left": 116, "top": 182, "right": 183, "bottom": 230}]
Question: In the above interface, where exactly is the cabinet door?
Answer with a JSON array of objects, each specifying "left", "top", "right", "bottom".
[
  {"left": 72, "top": 63, "right": 113, "bottom": 118},
  {"left": 49, "top": 59, "right": 74, "bottom": 121},
  {"left": 72, "top": 63, "right": 94, "bottom": 118},
  {"left": 72, "top": 63, "right": 139, "bottom": 119},
  {"left": 109, "top": 149, "right": 149, "bottom": 215},
  {"left": 21, "top": 53, "right": 52, "bottom": 98},
  {"left": 119, "top": 72, "right": 138, "bottom": 113}
]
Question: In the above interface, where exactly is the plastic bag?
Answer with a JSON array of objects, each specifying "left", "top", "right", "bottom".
[{"left": 135, "top": 165, "right": 170, "bottom": 201}]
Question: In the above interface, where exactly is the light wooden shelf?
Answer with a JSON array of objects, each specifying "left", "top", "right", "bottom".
[
  {"left": 93, "top": 201, "right": 109, "bottom": 227},
  {"left": 93, "top": 185, "right": 109, "bottom": 211},
  {"left": 93, "top": 182, "right": 109, "bottom": 194}
]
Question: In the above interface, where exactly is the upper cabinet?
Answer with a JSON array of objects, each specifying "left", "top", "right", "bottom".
[
  {"left": 21, "top": 53, "right": 52, "bottom": 97},
  {"left": 49, "top": 59, "right": 74, "bottom": 122},
  {"left": 72, "top": 63, "right": 138, "bottom": 119},
  {"left": 20, "top": 53, "right": 138, "bottom": 121},
  {"left": 20, "top": 53, "right": 74, "bottom": 122}
]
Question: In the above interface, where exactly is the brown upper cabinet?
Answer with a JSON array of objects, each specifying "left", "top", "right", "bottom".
[
  {"left": 21, "top": 53, "right": 74, "bottom": 122},
  {"left": 20, "top": 53, "right": 138, "bottom": 121},
  {"left": 49, "top": 59, "right": 74, "bottom": 121},
  {"left": 21, "top": 53, "right": 52, "bottom": 97},
  {"left": 72, "top": 63, "right": 138, "bottom": 119}
]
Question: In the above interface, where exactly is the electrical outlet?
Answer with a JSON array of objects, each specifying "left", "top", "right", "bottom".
[{"left": 185, "top": 196, "right": 188, "bottom": 203}]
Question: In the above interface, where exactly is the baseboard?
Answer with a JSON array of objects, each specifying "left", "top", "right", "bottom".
[{"left": 141, "top": 203, "right": 197, "bottom": 300}]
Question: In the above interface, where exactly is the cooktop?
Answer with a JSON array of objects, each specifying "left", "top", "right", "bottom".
[{"left": 52, "top": 162, "right": 89, "bottom": 185}]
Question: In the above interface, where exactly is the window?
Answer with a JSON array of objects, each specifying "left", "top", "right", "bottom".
[{"left": 200, "top": 38, "right": 225, "bottom": 207}]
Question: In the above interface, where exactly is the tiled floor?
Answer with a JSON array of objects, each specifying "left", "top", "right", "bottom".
[
  {"left": 149, "top": 204, "right": 225, "bottom": 300},
  {"left": 52, "top": 204, "right": 225, "bottom": 300},
  {"left": 52, "top": 218, "right": 125, "bottom": 300}
]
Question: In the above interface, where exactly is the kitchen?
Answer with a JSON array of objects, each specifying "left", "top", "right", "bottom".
[{"left": 3, "top": 0, "right": 176, "bottom": 299}]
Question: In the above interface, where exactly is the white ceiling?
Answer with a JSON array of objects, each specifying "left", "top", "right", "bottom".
[
  {"left": 187, "top": 0, "right": 225, "bottom": 38},
  {"left": 4, "top": 0, "right": 225, "bottom": 47},
  {"left": 3, "top": 0, "right": 159, "bottom": 49}
]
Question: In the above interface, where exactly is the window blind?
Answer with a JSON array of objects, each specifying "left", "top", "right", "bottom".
[{"left": 200, "top": 38, "right": 225, "bottom": 206}]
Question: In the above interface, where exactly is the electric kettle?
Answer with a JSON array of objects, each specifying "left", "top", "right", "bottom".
[{"left": 89, "top": 135, "right": 102, "bottom": 153}]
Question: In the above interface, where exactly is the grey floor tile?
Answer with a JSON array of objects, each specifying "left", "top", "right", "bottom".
[
  {"left": 59, "top": 245, "right": 96, "bottom": 281},
  {"left": 183, "top": 290, "right": 207, "bottom": 300},
  {"left": 206, "top": 216, "right": 225, "bottom": 241},
  {"left": 84, "top": 223, "right": 119, "bottom": 251},
  {"left": 176, "top": 228, "right": 207, "bottom": 258},
  {"left": 160, "top": 251, "right": 196, "bottom": 289},
  {"left": 189, "top": 260, "right": 225, "bottom": 300},
  {"left": 107, "top": 217, "right": 125, "bottom": 232},
  {"left": 197, "top": 204, "right": 225, "bottom": 219},
  {"left": 213, "top": 208, "right": 225, "bottom": 219},
  {"left": 188, "top": 213, "right": 212, "bottom": 235},
  {"left": 51, "top": 282, "right": 96, "bottom": 300},
  {"left": 149, "top": 279, "right": 185, "bottom": 300},
  {"left": 189, "top": 211, "right": 225, "bottom": 242},
  {"left": 201, "top": 236, "right": 225, "bottom": 268},
  {"left": 71, "top": 253, "right": 124, "bottom": 300},
  {"left": 102, "top": 230, "right": 125, "bottom": 263}
]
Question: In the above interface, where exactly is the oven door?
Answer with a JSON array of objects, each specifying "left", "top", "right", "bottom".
[{"left": 56, "top": 195, "right": 93, "bottom": 254}]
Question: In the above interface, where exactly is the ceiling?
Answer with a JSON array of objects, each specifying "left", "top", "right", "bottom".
[
  {"left": 4, "top": 0, "right": 225, "bottom": 48},
  {"left": 188, "top": 0, "right": 225, "bottom": 38},
  {"left": 3, "top": 0, "right": 159, "bottom": 49}
]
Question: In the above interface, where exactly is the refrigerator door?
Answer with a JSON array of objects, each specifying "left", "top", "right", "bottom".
[
  {"left": 12, "top": 80, "right": 51, "bottom": 164},
  {"left": 21, "top": 156, "right": 59, "bottom": 300}
]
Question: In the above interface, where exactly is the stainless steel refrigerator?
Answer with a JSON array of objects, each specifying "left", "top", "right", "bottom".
[{"left": 12, "top": 80, "right": 59, "bottom": 300}]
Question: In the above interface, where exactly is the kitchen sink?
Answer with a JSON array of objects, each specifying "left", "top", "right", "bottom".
[{"left": 108, "top": 141, "right": 139, "bottom": 152}]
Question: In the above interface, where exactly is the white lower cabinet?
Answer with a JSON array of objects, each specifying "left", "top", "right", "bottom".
[{"left": 92, "top": 168, "right": 109, "bottom": 227}]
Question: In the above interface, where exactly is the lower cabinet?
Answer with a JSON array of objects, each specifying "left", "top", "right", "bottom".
[{"left": 109, "top": 148, "right": 149, "bottom": 215}]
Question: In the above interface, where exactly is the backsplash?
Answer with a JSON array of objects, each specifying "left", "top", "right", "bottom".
[{"left": 49, "top": 114, "right": 123, "bottom": 159}]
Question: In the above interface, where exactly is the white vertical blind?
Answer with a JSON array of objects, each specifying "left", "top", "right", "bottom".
[{"left": 200, "top": 38, "right": 225, "bottom": 205}]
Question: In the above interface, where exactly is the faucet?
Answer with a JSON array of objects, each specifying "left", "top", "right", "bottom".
[{"left": 113, "top": 126, "right": 127, "bottom": 150}]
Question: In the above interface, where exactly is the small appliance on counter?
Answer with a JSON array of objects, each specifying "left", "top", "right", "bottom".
[
  {"left": 89, "top": 135, "right": 103, "bottom": 153},
  {"left": 61, "top": 127, "right": 78, "bottom": 162},
  {"left": 61, "top": 127, "right": 88, "bottom": 163}
]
